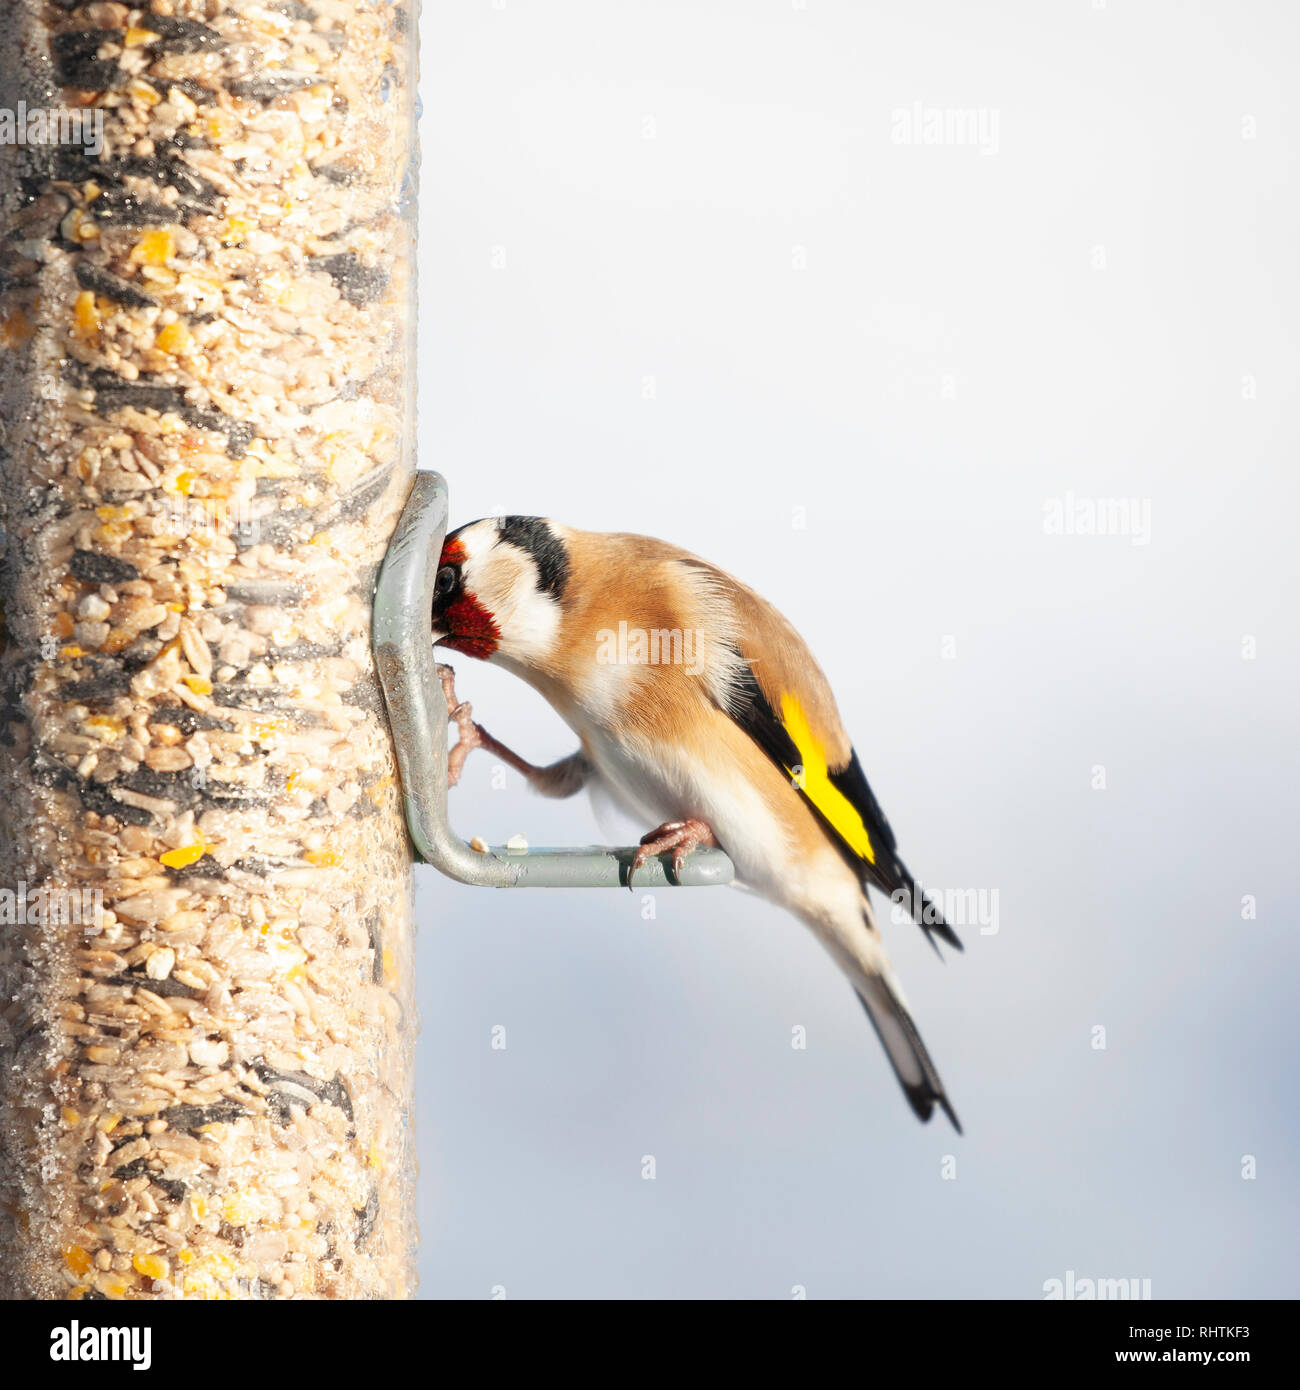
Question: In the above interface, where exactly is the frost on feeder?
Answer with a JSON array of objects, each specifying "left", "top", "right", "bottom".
[{"left": 0, "top": 1, "right": 418, "bottom": 1299}]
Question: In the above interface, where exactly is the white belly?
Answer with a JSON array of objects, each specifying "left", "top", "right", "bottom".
[{"left": 577, "top": 723, "right": 806, "bottom": 907}]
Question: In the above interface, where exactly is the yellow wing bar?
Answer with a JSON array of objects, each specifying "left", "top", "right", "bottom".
[{"left": 779, "top": 694, "right": 876, "bottom": 865}]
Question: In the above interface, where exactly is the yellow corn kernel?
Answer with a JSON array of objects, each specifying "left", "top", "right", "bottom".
[
  {"left": 61, "top": 646, "right": 86, "bottom": 660},
  {"left": 178, "top": 1248, "right": 194, "bottom": 1264},
  {"left": 156, "top": 320, "right": 191, "bottom": 355},
  {"left": 124, "top": 26, "right": 160, "bottom": 47},
  {"left": 63, "top": 1245, "right": 93, "bottom": 1276},
  {"left": 73, "top": 291, "right": 100, "bottom": 341},
  {"left": 132, "top": 229, "right": 173, "bottom": 267},
  {"left": 269, "top": 939, "right": 308, "bottom": 977},
  {"left": 160, "top": 843, "right": 206, "bottom": 870},
  {"left": 98, "top": 1275, "right": 129, "bottom": 1299},
  {"left": 304, "top": 849, "right": 342, "bottom": 868},
  {"left": 93, "top": 521, "right": 133, "bottom": 547},
  {"left": 182, "top": 675, "right": 213, "bottom": 695},
  {"left": 221, "top": 215, "right": 251, "bottom": 246},
  {"left": 97, "top": 1112, "right": 120, "bottom": 1134},
  {"left": 2, "top": 310, "right": 33, "bottom": 349},
  {"left": 182, "top": 1250, "right": 235, "bottom": 1300},
  {"left": 128, "top": 80, "right": 162, "bottom": 109},
  {"left": 171, "top": 471, "right": 196, "bottom": 495},
  {"left": 133, "top": 1253, "right": 169, "bottom": 1280},
  {"left": 61, "top": 1107, "right": 81, "bottom": 1126},
  {"left": 222, "top": 1193, "right": 251, "bottom": 1227}
]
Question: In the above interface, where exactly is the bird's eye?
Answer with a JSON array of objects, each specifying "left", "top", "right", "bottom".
[{"left": 434, "top": 566, "right": 457, "bottom": 597}]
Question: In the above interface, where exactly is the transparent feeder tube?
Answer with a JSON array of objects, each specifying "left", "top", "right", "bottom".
[{"left": 0, "top": 2, "right": 419, "bottom": 1298}]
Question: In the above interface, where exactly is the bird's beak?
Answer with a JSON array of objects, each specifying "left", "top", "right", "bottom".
[{"left": 430, "top": 627, "right": 447, "bottom": 646}]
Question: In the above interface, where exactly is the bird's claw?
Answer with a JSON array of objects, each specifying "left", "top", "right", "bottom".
[
  {"left": 437, "top": 663, "right": 481, "bottom": 788},
  {"left": 627, "top": 818, "right": 719, "bottom": 890}
]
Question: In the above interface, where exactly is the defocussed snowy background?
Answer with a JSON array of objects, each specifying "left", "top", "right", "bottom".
[{"left": 411, "top": 0, "right": 1299, "bottom": 1298}]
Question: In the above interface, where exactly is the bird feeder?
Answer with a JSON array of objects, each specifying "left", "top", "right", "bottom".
[{"left": 0, "top": 1, "right": 418, "bottom": 1299}]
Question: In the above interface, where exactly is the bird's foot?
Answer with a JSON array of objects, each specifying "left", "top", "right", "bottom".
[
  {"left": 437, "top": 663, "right": 483, "bottom": 787},
  {"left": 437, "top": 663, "right": 553, "bottom": 790},
  {"left": 629, "top": 818, "right": 719, "bottom": 888}
]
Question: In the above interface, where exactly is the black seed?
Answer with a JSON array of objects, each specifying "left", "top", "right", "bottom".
[
  {"left": 355, "top": 1187, "right": 379, "bottom": 1246},
  {"left": 333, "top": 465, "right": 392, "bottom": 522},
  {"left": 107, "top": 972, "right": 199, "bottom": 999},
  {"left": 266, "top": 1, "right": 316, "bottom": 21},
  {"left": 319, "top": 1075, "right": 354, "bottom": 1121},
  {"left": 119, "top": 638, "right": 162, "bottom": 671},
  {"left": 229, "top": 73, "right": 318, "bottom": 102},
  {"left": 71, "top": 549, "right": 139, "bottom": 584},
  {"left": 74, "top": 784, "right": 155, "bottom": 826},
  {"left": 71, "top": 366, "right": 251, "bottom": 456},
  {"left": 314, "top": 161, "right": 359, "bottom": 186},
  {"left": 147, "top": 16, "right": 226, "bottom": 54},
  {"left": 166, "top": 854, "right": 224, "bottom": 881},
  {"left": 160, "top": 1102, "right": 247, "bottom": 1133},
  {"left": 366, "top": 912, "right": 383, "bottom": 983},
  {"left": 316, "top": 251, "right": 388, "bottom": 305},
  {"left": 89, "top": 186, "right": 176, "bottom": 226},
  {"left": 57, "top": 57, "right": 121, "bottom": 90},
  {"left": 150, "top": 709, "right": 234, "bottom": 734},
  {"left": 116, "top": 154, "right": 222, "bottom": 212},
  {"left": 63, "top": 673, "right": 129, "bottom": 701},
  {"left": 51, "top": 31, "right": 115, "bottom": 62},
  {"left": 52, "top": 30, "right": 122, "bottom": 89},
  {"left": 75, "top": 261, "right": 156, "bottom": 308}
]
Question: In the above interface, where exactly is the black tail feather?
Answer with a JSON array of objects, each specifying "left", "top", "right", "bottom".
[{"left": 856, "top": 979, "right": 962, "bottom": 1135}]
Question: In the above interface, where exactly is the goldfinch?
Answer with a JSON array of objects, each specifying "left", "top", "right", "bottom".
[{"left": 432, "top": 515, "right": 963, "bottom": 1131}]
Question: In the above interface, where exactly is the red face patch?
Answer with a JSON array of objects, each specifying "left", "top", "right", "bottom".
[
  {"left": 441, "top": 592, "right": 500, "bottom": 660},
  {"left": 440, "top": 536, "right": 468, "bottom": 567}
]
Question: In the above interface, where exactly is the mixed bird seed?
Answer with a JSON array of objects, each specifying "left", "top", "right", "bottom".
[{"left": 0, "top": 0, "right": 417, "bottom": 1298}]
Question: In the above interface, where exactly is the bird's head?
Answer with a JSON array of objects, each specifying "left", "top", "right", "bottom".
[{"left": 431, "top": 515, "right": 570, "bottom": 667}]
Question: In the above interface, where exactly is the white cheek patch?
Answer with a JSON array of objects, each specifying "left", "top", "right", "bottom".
[
  {"left": 460, "top": 542, "right": 562, "bottom": 665},
  {"left": 498, "top": 580, "right": 561, "bottom": 665}
]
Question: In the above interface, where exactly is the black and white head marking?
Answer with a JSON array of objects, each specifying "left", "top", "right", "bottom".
[{"left": 496, "top": 516, "right": 570, "bottom": 600}]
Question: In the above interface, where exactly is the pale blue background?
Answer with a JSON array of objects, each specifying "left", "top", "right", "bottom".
[{"left": 411, "top": 0, "right": 1299, "bottom": 1298}]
